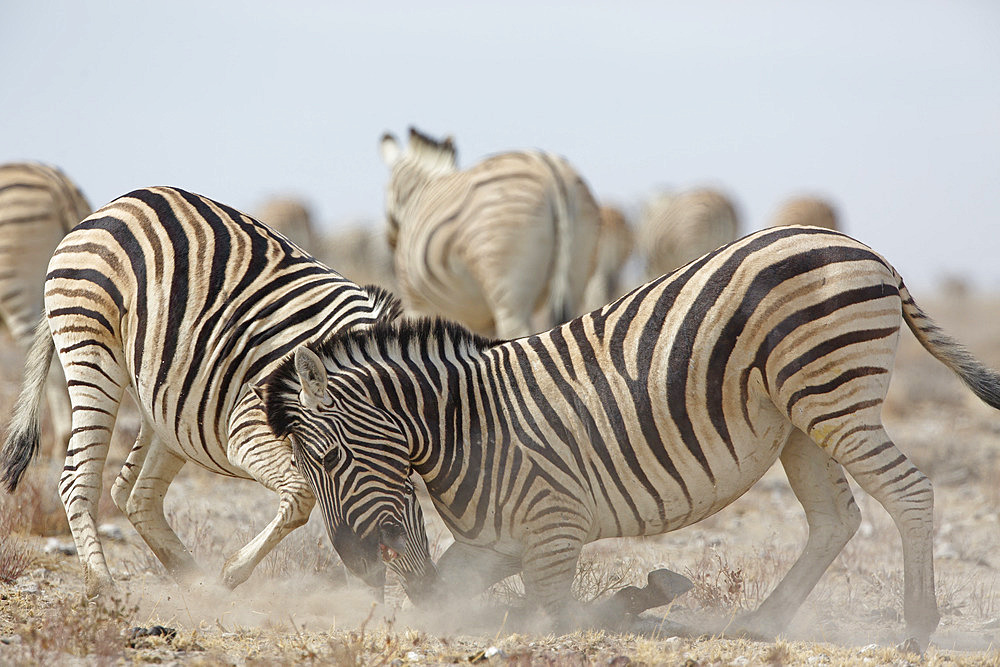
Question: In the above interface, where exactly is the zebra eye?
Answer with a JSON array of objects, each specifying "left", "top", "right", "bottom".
[{"left": 322, "top": 447, "right": 341, "bottom": 471}]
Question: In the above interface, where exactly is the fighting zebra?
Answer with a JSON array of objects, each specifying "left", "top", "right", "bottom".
[
  {"left": 379, "top": 127, "right": 601, "bottom": 338},
  {"left": 770, "top": 196, "right": 840, "bottom": 230},
  {"left": 638, "top": 187, "right": 739, "bottom": 280},
  {"left": 0, "top": 162, "right": 91, "bottom": 451},
  {"left": 580, "top": 204, "right": 635, "bottom": 312},
  {"left": 0, "top": 186, "right": 434, "bottom": 599},
  {"left": 262, "top": 225, "right": 1000, "bottom": 650}
]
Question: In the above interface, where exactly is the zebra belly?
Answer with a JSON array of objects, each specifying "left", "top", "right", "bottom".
[{"left": 589, "top": 405, "right": 794, "bottom": 540}]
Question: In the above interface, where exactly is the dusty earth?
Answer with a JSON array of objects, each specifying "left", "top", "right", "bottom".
[{"left": 1, "top": 291, "right": 998, "bottom": 665}]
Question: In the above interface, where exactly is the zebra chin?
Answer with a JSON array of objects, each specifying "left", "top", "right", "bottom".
[{"left": 331, "top": 526, "right": 388, "bottom": 589}]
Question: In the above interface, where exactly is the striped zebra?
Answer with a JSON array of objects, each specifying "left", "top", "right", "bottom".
[
  {"left": 254, "top": 196, "right": 318, "bottom": 252},
  {"left": 638, "top": 187, "right": 739, "bottom": 280},
  {"left": 262, "top": 226, "right": 1000, "bottom": 649},
  {"left": 379, "top": 127, "right": 601, "bottom": 338},
  {"left": 580, "top": 204, "right": 635, "bottom": 312},
  {"left": 770, "top": 196, "right": 840, "bottom": 230},
  {"left": 0, "top": 162, "right": 91, "bottom": 451},
  {"left": 0, "top": 186, "right": 434, "bottom": 599}
]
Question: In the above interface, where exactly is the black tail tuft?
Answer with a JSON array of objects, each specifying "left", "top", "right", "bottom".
[{"left": 1, "top": 423, "right": 41, "bottom": 493}]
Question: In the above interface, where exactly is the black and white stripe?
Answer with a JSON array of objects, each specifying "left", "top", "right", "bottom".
[
  {"left": 263, "top": 225, "right": 1000, "bottom": 648},
  {"left": 379, "top": 127, "right": 601, "bottom": 337},
  {"left": 0, "top": 162, "right": 91, "bottom": 449},
  {"left": 0, "top": 186, "right": 433, "bottom": 598}
]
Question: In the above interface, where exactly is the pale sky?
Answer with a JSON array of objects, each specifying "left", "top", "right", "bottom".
[{"left": 2, "top": 1, "right": 998, "bottom": 290}]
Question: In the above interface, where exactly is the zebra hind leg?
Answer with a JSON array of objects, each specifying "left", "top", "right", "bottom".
[
  {"left": 737, "top": 429, "right": 860, "bottom": 638},
  {"left": 830, "top": 424, "right": 939, "bottom": 650},
  {"left": 58, "top": 360, "right": 126, "bottom": 598},
  {"left": 113, "top": 431, "right": 201, "bottom": 585}
]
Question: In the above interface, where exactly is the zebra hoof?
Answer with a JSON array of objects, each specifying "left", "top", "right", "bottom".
[{"left": 612, "top": 568, "right": 693, "bottom": 616}]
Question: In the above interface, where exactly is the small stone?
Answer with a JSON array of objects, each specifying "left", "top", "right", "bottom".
[
  {"left": 484, "top": 646, "right": 503, "bottom": 659},
  {"left": 406, "top": 651, "right": 421, "bottom": 661},
  {"left": 1, "top": 635, "right": 23, "bottom": 645},
  {"left": 43, "top": 537, "right": 76, "bottom": 556},
  {"left": 98, "top": 523, "right": 124, "bottom": 541},
  {"left": 14, "top": 578, "right": 40, "bottom": 595},
  {"left": 731, "top": 657, "right": 749, "bottom": 666}
]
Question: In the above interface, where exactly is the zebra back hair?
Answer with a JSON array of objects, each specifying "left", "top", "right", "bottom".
[
  {"left": 898, "top": 278, "right": 1000, "bottom": 409},
  {"left": 1, "top": 317, "right": 56, "bottom": 492}
]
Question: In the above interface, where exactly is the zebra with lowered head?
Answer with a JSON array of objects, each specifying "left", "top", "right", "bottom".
[
  {"left": 0, "top": 162, "right": 91, "bottom": 451},
  {"left": 262, "top": 225, "right": 1000, "bottom": 650},
  {"left": 380, "top": 127, "right": 601, "bottom": 338},
  {"left": 0, "top": 186, "right": 435, "bottom": 599}
]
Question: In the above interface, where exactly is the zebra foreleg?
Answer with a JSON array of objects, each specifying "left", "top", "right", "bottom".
[
  {"left": 221, "top": 412, "right": 315, "bottom": 589},
  {"left": 738, "top": 429, "right": 860, "bottom": 638},
  {"left": 434, "top": 541, "right": 523, "bottom": 599}
]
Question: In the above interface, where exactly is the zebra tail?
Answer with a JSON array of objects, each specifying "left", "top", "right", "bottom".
[
  {"left": 544, "top": 155, "right": 575, "bottom": 326},
  {"left": 898, "top": 276, "right": 1000, "bottom": 410},
  {"left": 1, "top": 317, "right": 55, "bottom": 492}
]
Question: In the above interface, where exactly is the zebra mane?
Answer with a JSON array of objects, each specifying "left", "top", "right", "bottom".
[
  {"left": 317, "top": 316, "right": 496, "bottom": 372},
  {"left": 406, "top": 127, "right": 457, "bottom": 171},
  {"left": 361, "top": 284, "right": 405, "bottom": 325}
]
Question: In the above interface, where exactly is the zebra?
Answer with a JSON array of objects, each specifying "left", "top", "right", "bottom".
[
  {"left": 638, "top": 187, "right": 740, "bottom": 280},
  {"left": 0, "top": 186, "right": 435, "bottom": 599},
  {"left": 580, "top": 204, "right": 635, "bottom": 312},
  {"left": 379, "top": 127, "right": 601, "bottom": 338},
  {"left": 0, "top": 163, "right": 91, "bottom": 452},
  {"left": 254, "top": 195, "right": 318, "bottom": 252},
  {"left": 770, "top": 196, "right": 840, "bottom": 231},
  {"left": 261, "top": 225, "right": 1000, "bottom": 650},
  {"left": 315, "top": 223, "right": 397, "bottom": 293}
]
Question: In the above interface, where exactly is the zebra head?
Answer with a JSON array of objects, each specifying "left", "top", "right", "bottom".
[
  {"left": 379, "top": 126, "right": 457, "bottom": 250},
  {"left": 262, "top": 344, "right": 420, "bottom": 590}
]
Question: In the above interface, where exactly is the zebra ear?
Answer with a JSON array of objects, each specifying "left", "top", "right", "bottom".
[
  {"left": 294, "top": 346, "right": 330, "bottom": 409},
  {"left": 380, "top": 133, "right": 400, "bottom": 166}
]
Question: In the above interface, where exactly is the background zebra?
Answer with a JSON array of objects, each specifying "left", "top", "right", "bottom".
[
  {"left": 262, "top": 226, "right": 1000, "bottom": 650},
  {"left": 769, "top": 195, "right": 840, "bottom": 230},
  {"left": 0, "top": 186, "right": 433, "bottom": 599},
  {"left": 637, "top": 187, "right": 740, "bottom": 280},
  {"left": 0, "top": 162, "right": 91, "bottom": 453},
  {"left": 580, "top": 204, "right": 635, "bottom": 313},
  {"left": 254, "top": 195, "right": 318, "bottom": 252},
  {"left": 380, "top": 127, "right": 601, "bottom": 338}
]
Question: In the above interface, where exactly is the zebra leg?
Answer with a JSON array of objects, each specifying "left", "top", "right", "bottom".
[
  {"left": 520, "top": 534, "right": 585, "bottom": 632},
  {"left": 831, "top": 425, "right": 939, "bottom": 650},
  {"left": 44, "top": 358, "right": 72, "bottom": 451},
  {"left": 739, "top": 429, "right": 860, "bottom": 637},
  {"left": 59, "top": 364, "right": 126, "bottom": 598},
  {"left": 113, "top": 431, "right": 201, "bottom": 584},
  {"left": 220, "top": 404, "right": 315, "bottom": 589},
  {"left": 115, "top": 440, "right": 200, "bottom": 584},
  {"left": 435, "top": 542, "right": 522, "bottom": 597}
]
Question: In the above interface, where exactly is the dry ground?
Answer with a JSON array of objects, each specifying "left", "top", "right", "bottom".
[{"left": 1, "top": 291, "right": 998, "bottom": 665}]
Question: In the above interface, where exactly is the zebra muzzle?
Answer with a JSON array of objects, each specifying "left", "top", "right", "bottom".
[{"left": 378, "top": 523, "right": 406, "bottom": 564}]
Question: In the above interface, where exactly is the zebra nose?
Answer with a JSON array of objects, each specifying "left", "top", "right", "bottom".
[{"left": 378, "top": 522, "right": 406, "bottom": 563}]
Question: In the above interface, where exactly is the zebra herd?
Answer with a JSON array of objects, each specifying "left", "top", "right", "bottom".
[{"left": 0, "top": 128, "right": 996, "bottom": 652}]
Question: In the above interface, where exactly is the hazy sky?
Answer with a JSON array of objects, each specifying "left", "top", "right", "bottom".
[{"left": 3, "top": 1, "right": 998, "bottom": 290}]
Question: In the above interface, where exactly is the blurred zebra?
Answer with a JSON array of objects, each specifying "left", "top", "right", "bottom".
[
  {"left": 262, "top": 226, "right": 1000, "bottom": 649},
  {"left": 580, "top": 204, "right": 635, "bottom": 312},
  {"left": 638, "top": 187, "right": 739, "bottom": 279},
  {"left": 255, "top": 195, "right": 317, "bottom": 252},
  {"left": 0, "top": 162, "right": 91, "bottom": 451},
  {"left": 770, "top": 195, "right": 840, "bottom": 230},
  {"left": 379, "top": 127, "right": 600, "bottom": 338},
  {"left": 314, "top": 223, "right": 397, "bottom": 293},
  {"left": 0, "top": 186, "right": 434, "bottom": 599}
]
